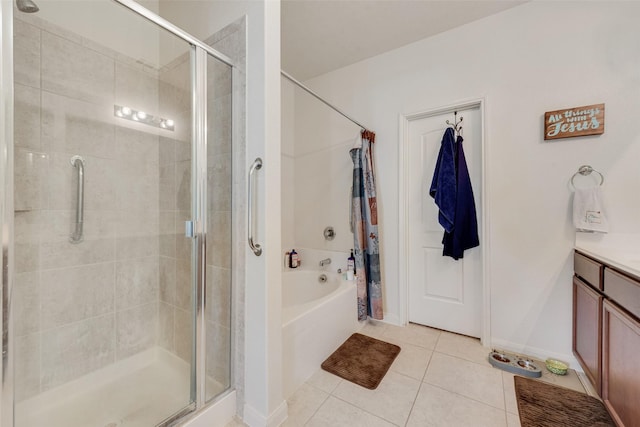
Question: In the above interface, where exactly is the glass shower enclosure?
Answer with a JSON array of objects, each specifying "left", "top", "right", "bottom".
[{"left": 2, "top": 0, "right": 235, "bottom": 425}]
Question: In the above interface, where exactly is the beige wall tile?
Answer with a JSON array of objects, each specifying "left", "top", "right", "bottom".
[
  {"left": 41, "top": 209, "right": 116, "bottom": 242},
  {"left": 40, "top": 262, "right": 115, "bottom": 329},
  {"left": 116, "top": 235, "right": 159, "bottom": 260},
  {"left": 206, "top": 265, "right": 231, "bottom": 327},
  {"left": 14, "top": 272, "right": 40, "bottom": 336},
  {"left": 159, "top": 256, "right": 176, "bottom": 305},
  {"left": 160, "top": 232, "right": 177, "bottom": 258},
  {"left": 115, "top": 256, "right": 159, "bottom": 310},
  {"left": 14, "top": 210, "right": 42, "bottom": 244},
  {"left": 175, "top": 160, "right": 191, "bottom": 211},
  {"left": 174, "top": 307, "right": 193, "bottom": 363},
  {"left": 47, "top": 153, "right": 117, "bottom": 212},
  {"left": 115, "top": 127, "right": 160, "bottom": 172},
  {"left": 159, "top": 163, "right": 177, "bottom": 210},
  {"left": 15, "top": 242, "right": 39, "bottom": 273},
  {"left": 207, "top": 153, "right": 232, "bottom": 212},
  {"left": 14, "top": 149, "right": 48, "bottom": 212},
  {"left": 116, "top": 210, "right": 159, "bottom": 238},
  {"left": 116, "top": 302, "right": 158, "bottom": 360},
  {"left": 41, "top": 91, "right": 115, "bottom": 159},
  {"left": 159, "top": 136, "right": 177, "bottom": 166},
  {"left": 40, "top": 238, "right": 114, "bottom": 269},
  {"left": 14, "top": 19, "right": 41, "bottom": 88},
  {"left": 14, "top": 84, "right": 41, "bottom": 150},
  {"left": 41, "top": 314, "right": 115, "bottom": 391},
  {"left": 207, "top": 211, "right": 231, "bottom": 269},
  {"left": 206, "top": 321, "right": 230, "bottom": 387},
  {"left": 41, "top": 31, "right": 114, "bottom": 105},
  {"left": 209, "top": 94, "right": 232, "bottom": 155},
  {"left": 115, "top": 62, "right": 159, "bottom": 114},
  {"left": 15, "top": 333, "right": 40, "bottom": 401},
  {"left": 207, "top": 60, "right": 232, "bottom": 101},
  {"left": 175, "top": 258, "right": 192, "bottom": 311},
  {"left": 158, "top": 301, "right": 175, "bottom": 352}
]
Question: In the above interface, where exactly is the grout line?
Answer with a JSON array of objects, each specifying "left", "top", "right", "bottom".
[
  {"left": 403, "top": 376, "right": 425, "bottom": 427},
  {"left": 502, "top": 372, "right": 510, "bottom": 427},
  {"left": 423, "top": 381, "right": 507, "bottom": 413},
  {"left": 328, "top": 394, "right": 402, "bottom": 427},
  {"left": 300, "top": 388, "right": 330, "bottom": 426},
  {"left": 431, "top": 348, "right": 493, "bottom": 369}
]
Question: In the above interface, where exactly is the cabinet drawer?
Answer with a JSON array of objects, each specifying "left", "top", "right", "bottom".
[
  {"left": 604, "top": 268, "right": 640, "bottom": 319},
  {"left": 574, "top": 252, "right": 603, "bottom": 290}
]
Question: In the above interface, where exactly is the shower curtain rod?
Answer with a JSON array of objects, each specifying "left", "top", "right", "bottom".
[{"left": 281, "top": 70, "right": 373, "bottom": 134}]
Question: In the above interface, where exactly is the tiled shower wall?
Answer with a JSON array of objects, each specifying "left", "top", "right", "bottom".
[
  {"left": 13, "top": 14, "right": 168, "bottom": 400},
  {"left": 12, "top": 11, "right": 243, "bottom": 403}
]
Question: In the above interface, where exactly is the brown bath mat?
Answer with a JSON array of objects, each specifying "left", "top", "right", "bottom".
[
  {"left": 514, "top": 376, "right": 615, "bottom": 427},
  {"left": 321, "top": 333, "right": 400, "bottom": 390}
]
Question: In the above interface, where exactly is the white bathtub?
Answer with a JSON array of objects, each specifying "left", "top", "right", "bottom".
[{"left": 282, "top": 270, "right": 360, "bottom": 398}]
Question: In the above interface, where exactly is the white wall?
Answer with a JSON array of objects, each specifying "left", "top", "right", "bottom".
[{"left": 292, "top": 1, "right": 640, "bottom": 361}]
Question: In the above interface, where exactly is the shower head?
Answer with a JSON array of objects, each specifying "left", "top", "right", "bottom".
[{"left": 16, "top": 0, "right": 39, "bottom": 13}]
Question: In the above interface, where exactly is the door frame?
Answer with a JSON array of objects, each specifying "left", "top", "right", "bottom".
[{"left": 398, "top": 97, "right": 490, "bottom": 345}]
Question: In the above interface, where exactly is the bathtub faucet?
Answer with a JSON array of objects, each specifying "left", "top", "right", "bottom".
[{"left": 319, "top": 258, "right": 332, "bottom": 267}]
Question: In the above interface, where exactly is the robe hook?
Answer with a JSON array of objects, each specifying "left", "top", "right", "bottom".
[{"left": 446, "top": 111, "right": 464, "bottom": 134}]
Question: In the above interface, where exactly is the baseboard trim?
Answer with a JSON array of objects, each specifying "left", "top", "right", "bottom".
[{"left": 381, "top": 313, "right": 401, "bottom": 326}]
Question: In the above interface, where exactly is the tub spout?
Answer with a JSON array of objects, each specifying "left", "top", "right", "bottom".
[{"left": 319, "top": 258, "right": 332, "bottom": 267}]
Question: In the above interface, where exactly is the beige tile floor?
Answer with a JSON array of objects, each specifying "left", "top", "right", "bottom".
[{"left": 229, "top": 321, "right": 587, "bottom": 427}]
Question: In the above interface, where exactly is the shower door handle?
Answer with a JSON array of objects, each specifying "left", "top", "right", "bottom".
[
  {"left": 69, "top": 155, "right": 85, "bottom": 244},
  {"left": 248, "top": 158, "right": 262, "bottom": 256}
]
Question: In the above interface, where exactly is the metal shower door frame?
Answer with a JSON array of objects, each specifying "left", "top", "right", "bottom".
[{"left": 0, "top": 0, "right": 237, "bottom": 425}]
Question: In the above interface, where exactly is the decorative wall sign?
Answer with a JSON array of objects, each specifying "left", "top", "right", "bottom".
[{"left": 544, "top": 103, "right": 605, "bottom": 140}]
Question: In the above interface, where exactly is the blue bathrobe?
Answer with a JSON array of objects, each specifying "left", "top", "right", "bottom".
[
  {"left": 430, "top": 128, "right": 479, "bottom": 260},
  {"left": 429, "top": 128, "right": 456, "bottom": 233}
]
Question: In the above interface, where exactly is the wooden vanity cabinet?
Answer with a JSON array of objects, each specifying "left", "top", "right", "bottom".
[
  {"left": 572, "top": 277, "right": 603, "bottom": 394},
  {"left": 573, "top": 250, "right": 640, "bottom": 427},
  {"left": 602, "top": 300, "right": 640, "bottom": 427}
]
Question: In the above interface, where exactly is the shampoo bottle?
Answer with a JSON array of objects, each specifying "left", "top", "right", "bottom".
[
  {"left": 347, "top": 250, "right": 355, "bottom": 280},
  {"left": 289, "top": 249, "right": 299, "bottom": 268}
]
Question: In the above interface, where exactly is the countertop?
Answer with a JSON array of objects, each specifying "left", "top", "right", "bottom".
[{"left": 575, "top": 233, "right": 640, "bottom": 279}]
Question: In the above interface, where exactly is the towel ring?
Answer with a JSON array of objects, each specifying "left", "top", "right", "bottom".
[{"left": 570, "top": 165, "right": 604, "bottom": 187}]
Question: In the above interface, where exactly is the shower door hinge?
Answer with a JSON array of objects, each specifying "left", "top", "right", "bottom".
[{"left": 185, "top": 221, "right": 195, "bottom": 238}]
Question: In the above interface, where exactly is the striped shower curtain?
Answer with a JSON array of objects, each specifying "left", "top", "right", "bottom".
[{"left": 350, "top": 130, "right": 383, "bottom": 321}]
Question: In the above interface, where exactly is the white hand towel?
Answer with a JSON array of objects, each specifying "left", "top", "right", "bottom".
[{"left": 573, "top": 187, "right": 609, "bottom": 233}]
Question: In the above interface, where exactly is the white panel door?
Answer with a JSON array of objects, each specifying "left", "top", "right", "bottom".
[{"left": 408, "top": 106, "right": 482, "bottom": 337}]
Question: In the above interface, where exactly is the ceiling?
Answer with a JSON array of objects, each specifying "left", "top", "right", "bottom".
[{"left": 281, "top": 0, "right": 526, "bottom": 81}]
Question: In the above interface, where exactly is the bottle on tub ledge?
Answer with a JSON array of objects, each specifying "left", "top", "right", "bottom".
[
  {"left": 288, "top": 249, "right": 300, "bottom": 269},
  {"left": 347, "top": 249, "right": 355, "bottom": 280}
]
